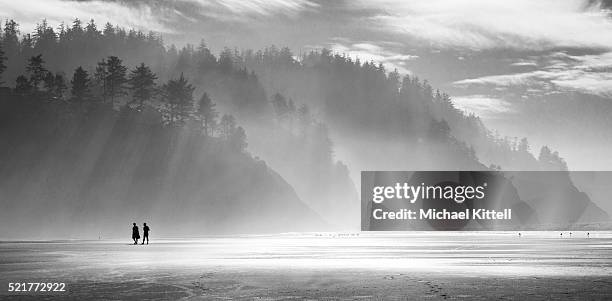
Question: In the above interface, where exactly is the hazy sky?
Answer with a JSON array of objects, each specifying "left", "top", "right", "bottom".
[{"left": 2, "top": 0, "right": 612, "bottom": 168}]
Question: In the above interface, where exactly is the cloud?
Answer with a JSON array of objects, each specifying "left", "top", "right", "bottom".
[
  {"left": 187, "top": 0, "right": 318, "bottom": 19},
  {"left": 354, "top": 0, "right": 612, "bottom": 50},
  {"left": 0, "top": 0, "right": 319, "bottom": 35},
  {"left": 330, "top": 42, "right": 418, "bottom": 74},
  {"left": 452, "top": 95, "right": 514, "bottom": 118},
  {"left": 454, "top": 71, "right": 555, "bottom": 88},
  {"left": 511, "top": 61, "right": 538, "bottom": 67},
  {"left": 551, "top": 71, "right": 612, "bottom": 95},
  {"left": 453, "top": 51, "right": 612, "bottom": 96},
  {"left": 0, "top": 0, "right": 174, "bottom": 33}
]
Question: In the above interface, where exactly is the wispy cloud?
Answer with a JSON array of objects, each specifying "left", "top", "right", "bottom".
[
  {"left": 330, "top": 42, "right": 418, "bottom": 74},
  {"left": 0, "top": 0, "right": 319, "bottom": 35},
  {"left": 454, "top": 51, "right": 612, "bottom": 96},
  {"left": 0, "top": 0, "right": 174, "bottom": 33},
  {"left": 454, "top": 71, "right": 555, "bottom": 89},
  {"left": 354, "top": 0, "right": 612, "bottom": 50},
  {"left": 187, "top": 0, "right": 318, "bottom": 19},
  {"left": 452, "top": 95, "right": 514, "bottom": 118}
]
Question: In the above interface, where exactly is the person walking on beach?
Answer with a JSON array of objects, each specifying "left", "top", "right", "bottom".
[
  {"left": 142, "top": 223, "right": 150, "bottom": 245},
  {"left": 132, "top": 223, "right": 140, "bottom": 245}
]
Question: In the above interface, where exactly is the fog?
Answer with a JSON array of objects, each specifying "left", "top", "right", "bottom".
[{"left": 1, "top": 1, "right": 612, "bottom": 238}]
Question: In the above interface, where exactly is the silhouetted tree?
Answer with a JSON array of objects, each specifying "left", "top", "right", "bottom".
[
  {"left": 26, "top": 54, "right": 47, "bottom": 91},
  {"left": 43, "top": 71, "right": 55, "bottom": 93},
  {"left": 271, "top": 93, "right": 290, "bottom": 121},
  {"left": 0, "top": 43, "right": 6, "bottom": 86},
  {"left": 94, "top": 58, "right": 108, "bottom": 102},
  {"left": 71, "top": 66, "right": 90, "bottom": 103},
  {"left": 128, "top": 63, "right": 157, "bottom": 110},
  {"left": 3, "top": 20, "right": 20, "bottom": 57},
  {"left": 229, "top": 126, "right": 248, "bottom": 152},
  {"left": 218, "top": 47, "right": 233, "bottom": 73},
  {"left": 43, "top": 72, "right": 67, "bottom": 98},
  {"left": 21, "top": 34, "right": 33, "bottom": 57},
  {"left": 68, "top": 18, "right": 84, "bottom": 41},
  {"left": 102, "top": 22, "right": 114, "bottom": 37},
  {"left": 105, "top": 56, "right": 127, "bottom": 106},
  {"left": 195, "top": 39, "right": 216, "bottom": 73},
  {"left": 84, "top": 19, "right": 100, "bottom": 40},
  {"left": 15, "top": 75, "right": 32, "bottom": 95},
  {"left": 162, "top": 73, "right": 195, "bottom": 125},
  {"left": 53, "top": 73, "right": 67, "bottom": 99},
  {"left": 219, "top": 114, "right": 236, "bottom": 140},
  {"left": 196, "top": 92, "right": 218, "bottom": 136},
  {"left": 33, "top": 19, "right": 56, "bottom": 51}
]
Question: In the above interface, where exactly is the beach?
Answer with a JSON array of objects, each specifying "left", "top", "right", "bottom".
[{"left": 1, "top": 232, "right": 611, "bottom": 300}]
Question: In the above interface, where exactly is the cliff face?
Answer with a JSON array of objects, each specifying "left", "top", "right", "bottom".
[{"left": 0, "top": 98, "right": 325, "bottom": 239}]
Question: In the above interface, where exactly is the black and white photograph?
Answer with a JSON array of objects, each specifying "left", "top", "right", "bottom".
[{"left": 1, "top": 0, "right": 611, "bottom": 300}]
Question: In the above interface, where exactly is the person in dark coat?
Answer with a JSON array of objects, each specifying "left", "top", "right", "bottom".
[
  {"left": 132, "top": 223, "right": 140, "bottom": 245},
  {"left": 141, "top": 223, "right": 150, "bottom": 245}
]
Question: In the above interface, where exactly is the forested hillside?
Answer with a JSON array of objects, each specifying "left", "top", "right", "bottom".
[
  {"left": 0, "top": 19, "right": 607, "bottom": 236},
  {"left": 0, "top": 95, "right": 327, "bottom": 239}
]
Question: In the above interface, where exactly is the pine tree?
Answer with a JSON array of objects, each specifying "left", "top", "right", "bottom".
[
  {"left": 128, "top": 63, "right": 157, "bottom": 110},
  {"left": 271, "top": 93, "right": 289, "bottom": 121},
  {"left": 54, "top": 73, "right": 67, "bottom": 99},
  {"left": 26, "top": 54, "right": 48, "bottom": 91},
  {"left": 84, "top": 19, "right": 100, "bottom": 39},
  {"left": 195, "top": 39, "right": 216, "bottom": 72},
  {"left": 3, "top": 20, "right": 20, "bottom": 57},
  {"left": 15, "top": 75, "right": 32, "bottom": 95},
  {"left": 105, "top": 56, "right": 127, "bottom": 106},
  {"left": 102, "top": 22, "right": 115, "bottom": 37},
  {"left": 218, "top": 47, "right": 233, "bottom": 73},
  {"left": 219, "top": 114, "right": 236, "bottom": 140},
  {"left": 68, "top": 18, "right": 83, "bottom": 40},
  {"left": 71, "top": 66, "right": 90, "bottom": 103},
  {"left": 42, "top": 72, "right": 68, "bottom": 99},
  {"left": 196, "top": 93, "right": 218, "bottom": 136},
  {"left": 94, "top": 58, "right": 108, "bottom": 103},
  {"left": 229, "top": 126, "right": 248, "bottom": 152},
  {"left": 43, "top": 71, "right": 55, "bottom": 93},
  {"left": 162, "top": 73, "right": 195, "bottom": 125},
  {"left": 0, "top": 42, "right": 6, "bottom": 86},
  {"left": 33, "top": 19, "right": 56, "bottom": 50}
]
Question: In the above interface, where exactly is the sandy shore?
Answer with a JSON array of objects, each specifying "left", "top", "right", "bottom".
[{"left": 1, "top": 232, "right": 611, "bottom": 300}]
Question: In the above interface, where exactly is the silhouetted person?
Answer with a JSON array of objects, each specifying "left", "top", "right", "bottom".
[
  {"left": 142, "top": 223, "right": 150, "bottom": 245},
  {"left": 587, "top": 232, "right": 590, "bottom": 238},
  {"left": 132, "top": 223, "right": 140, "bottom": 245},
  {"left": 518, "top": 233, "right": 521, "bottom": 238}
]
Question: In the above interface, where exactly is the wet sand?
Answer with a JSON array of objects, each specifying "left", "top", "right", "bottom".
[{"left": 1, "top": 232, "right": 611, "bottom": 300}]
